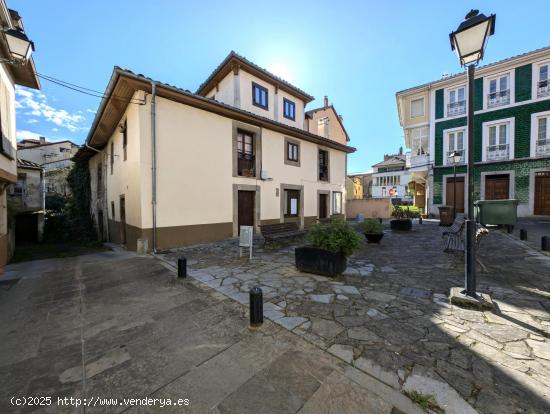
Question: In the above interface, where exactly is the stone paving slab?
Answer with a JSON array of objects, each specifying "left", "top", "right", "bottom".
[
  {"left": 163, "top": 221, "right": 550, "bottom": 414},
  {"left": 0, "top": 250, "right": 420, "bottom": 414}
]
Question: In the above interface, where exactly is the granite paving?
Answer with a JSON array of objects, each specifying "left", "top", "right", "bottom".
[{"left": 162, "top": 221, "right": 550, "bottom": 414}]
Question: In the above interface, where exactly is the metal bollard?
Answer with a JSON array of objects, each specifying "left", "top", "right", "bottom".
[
  {"left": 249, "top": 287, "right": 263, "bottom": 327},
  {"left": 520, "top": 229, "right": 527, "bottom": 240},
  {"left": 542, "top": 236, "right": 549, "bottom": 251},
  {"left": 506, "top": 225, "right": 514, "bottom": 234},
  {"left": 178, "top": 257, "right": 187, "bottom": 278}
]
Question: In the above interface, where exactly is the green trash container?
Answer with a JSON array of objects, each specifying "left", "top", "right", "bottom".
[{"left": 474, "top": 199, "right": 519, "bottom": 226}]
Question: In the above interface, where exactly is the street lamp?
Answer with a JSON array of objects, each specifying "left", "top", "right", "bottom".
[
  {"left": 449, "top": 10, "right": 495, "bottom": 298},
  {"left": 1, "top": 28, "right": 35, "bottom": 65},
  {"left": 448, "top": 150, "right": 463, "bottom": 219}
]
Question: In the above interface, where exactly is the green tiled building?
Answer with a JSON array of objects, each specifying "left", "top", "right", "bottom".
[{"left": 397, "top": 46, "right": 550, "bottom": 217}]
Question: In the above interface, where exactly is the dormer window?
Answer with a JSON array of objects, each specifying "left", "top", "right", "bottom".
[
  {"left": 537, "top": 64, "right": 549, "bottom": 98},
  {"left": 283, "top": 98, "right": 295, "bottom": 121},
  {"left": 252, "top": 82, "right": 268, "bottom": 110}
]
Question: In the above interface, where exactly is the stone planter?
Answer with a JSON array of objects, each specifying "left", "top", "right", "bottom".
[
  {"left": 295, "top": 246, "right": 347, "bottom": 277},
  {"left": 364, "top": 233, "right": 384, "bottom": 244},
  {"left": 390, "top": 219, "right": 412, "bottom": 231}
]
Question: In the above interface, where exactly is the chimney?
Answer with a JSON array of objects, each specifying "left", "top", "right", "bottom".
[
  {"left": 324, "top": 96, "right": 328, "bottom": 109},
  {"left": 39, "top": 136, "right": 46, "bottom": 145}
]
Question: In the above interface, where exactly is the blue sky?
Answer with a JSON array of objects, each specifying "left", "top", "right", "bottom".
[{"left": 11, "top": 0, "right": 550, "bottom": 172}]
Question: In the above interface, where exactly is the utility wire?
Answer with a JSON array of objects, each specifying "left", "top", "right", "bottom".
[{"left": 36, "top": 73, "right": 146, "bottom": 105}]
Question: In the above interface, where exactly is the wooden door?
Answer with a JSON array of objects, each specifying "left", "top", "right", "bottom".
[
  {"left": 535, "top": 172, "right": 550, "bottom": 215},
  {"left": 485, "top": 175, "right": 510, "bottom": 200},
  {"left": 120, "top": 196, "right": 126, "bottom": 244},
  {"left": 446, "top": 177, "right": 465, "bottom": 213},
  {"left": 238, "top": 191, "right": 255, "bottom": 233},
  {"left": 319, "top": 193, "right": 328, "bottom": 219}
]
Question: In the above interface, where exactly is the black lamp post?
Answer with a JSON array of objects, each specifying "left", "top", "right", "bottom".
[
  {"left": 448, "top": 150, "right": 463, "bottom": 219},
  {"left": 1, "top": 28, "right": 35, "bottom": 65},
  {"left": 449, "top": 10, "right": 495, "bottom": 298}
]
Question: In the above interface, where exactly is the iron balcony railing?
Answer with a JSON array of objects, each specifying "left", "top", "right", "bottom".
[
  {"left": 237, "top": 152, "right": 255, "bottom": 176},
  {"left": 487, "top": 90, "right": 510, "bottom": 108},
  {"left": 537, "top": 80, "right": 549, "bottom": 98},
  {"left": 446, "top": 150, "right": 465, "bottom": 165},
  {"left": 447, "top": 101, "right": 466, "bottom": 116},
  {"left": 486, "top": 144, "right": 510, "bottom": 161},
  {"left": 536, "top": 139, "right": 550, "bottom": 156}
]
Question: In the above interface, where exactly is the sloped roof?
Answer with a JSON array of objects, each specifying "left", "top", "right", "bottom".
[
  {"left": 372, "top": 154, "right": 406, "bottom": 168},
  {"left": 305, "top": 105, "right": 350, "bottom": 142},
  {"left": 196, "top": 51, "right": 314, "bottom": 103},
  {"left": 17, "top": 158, "right": 42, "bottom": 170}
]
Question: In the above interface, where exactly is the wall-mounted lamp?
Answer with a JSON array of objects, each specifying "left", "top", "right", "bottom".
[{"left": 1, "top": 28, "right": 34, "bottom": 65}]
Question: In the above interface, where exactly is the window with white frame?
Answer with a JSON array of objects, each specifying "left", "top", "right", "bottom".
[
  {"left": 487, "top": 123, "right": 510, "bottom": 161},
  {"left": 410, "top": 97, "right": 424, "bottom": 118},
  {"left": 447, "top": 86, "right": 466, "bottom": 116},
  {"left": 445, "top": 129, "right": 465, "bottom": 165},
  {"left": 488, "top": 74, "right": 510, "bottom": 108},
  {"left": 537, "top": 63, "right": 549, "bottom": 98},
  {"left": 535, "top": 114, "right": 550, "bottom": 156},
  {"left": 409, "top": 126, "right": 429, "bottom": 155},
  {"left": 332, "top": 192, "right": 342, "bottom": 214}
]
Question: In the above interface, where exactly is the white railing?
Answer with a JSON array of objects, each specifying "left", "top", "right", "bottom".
[
  {"left": 486, "top": 144, "right": 509, "bottom": 161},
  {"left": 537, "top": 80, "right": 549, "bottom": 98},
  {"left": 487, "top": 90, "right": 510, "bottom": 108},
  {"left": 536, "top": 139, "right": 550, "bottom": 156},
  {"left": 410, "top": 153, "right": 429, "bottom": 169},
  {"left": 446, "top": 150, "right": 464, "bottom": 165},
  {"left": 447, "top": 101, "right": 466, "bottom": 116}
]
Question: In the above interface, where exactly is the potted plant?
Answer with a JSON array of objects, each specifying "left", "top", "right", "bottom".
[
  {"left": 390, "top": 205, "right": 419, "bottom": 231},
  {"left": 295, "top": 219, "right": 362, "bottom": 277},
  {"left": 360, "top": 219, "right": 384, "bottom": 243}
]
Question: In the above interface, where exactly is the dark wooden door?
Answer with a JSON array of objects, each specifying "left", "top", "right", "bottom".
[
  {"left": 98, "top": 210, "right": 104, "bottom": 241},
  {"left": 485, "top": 175, "right": 510, "bottom": 200},
  {"left": 238, "top": 191, "right": 255, "bottom": 233},
  {"left": 319, "top": 194, "right": 328, "bottom": 219},
  {"left": 120, "top": 197, "right": 126, "bottom": 244},
  {"left": 446, "top": 177, "right": 465, "bottom": 213},
  {"left": 535, "top": 172, "right": 550, "bottom": 215}
]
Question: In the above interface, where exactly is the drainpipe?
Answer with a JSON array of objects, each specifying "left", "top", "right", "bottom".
[
  {"left": 150, "top": 81, "right": 158, "bottom": 253},
  {"left": 85, "top": 143, "right": 110, "bottom": 242}
]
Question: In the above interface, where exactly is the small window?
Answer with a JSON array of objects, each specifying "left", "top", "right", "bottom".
[
  {"left": 319, "top": 149, "right": 329, "bottom": 181},
  {"left": 122, "top": 120, "right": 127, "bottom": 161},
  {"left": 111, "top": 201, "right": 115, "bottom": 219},
  {"left": 283, "top": 98, "right": 295, "bottom": 120},
  {"left": 110, "top": 142, "right": 114, "bottom": 174},
  {"left": 237, "top": 130, "right": 255, "bottom": 176},
  {"left": 252, "top": 82, "right": 268, "bottom": 110},
  {"left": 332, "top": 192, "right": 342, "bottom": 214},
  {"left": 287, "top": 142, "right": 299, "bottom": 161},
  {"left": 410, "top": 97, "right": 424, "bottom": 118},
  {"left": 284, "top": 189, "right": 300, "bottom": 217}
]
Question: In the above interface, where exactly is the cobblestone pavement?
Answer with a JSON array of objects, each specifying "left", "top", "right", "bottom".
[
  {"left": 162, "top": 221, "right": 550, "bottom": 414},
  {"left": 0, "top": 249, "right": 420, "bottom": 414}
]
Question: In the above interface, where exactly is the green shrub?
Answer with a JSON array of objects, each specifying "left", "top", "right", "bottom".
[
  {"left": 306, "top": 219, "right": 362, "bottom": 256},
  {"left": 391, "top": 205, "right": 420, "bottom": 220},
  {"left": 360, "top": 219, "right": 384, "bottom": 234}
]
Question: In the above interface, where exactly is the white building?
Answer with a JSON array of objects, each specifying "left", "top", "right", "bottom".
[{"left": 371, "top": 152, "right": 411, "bottom": 201}]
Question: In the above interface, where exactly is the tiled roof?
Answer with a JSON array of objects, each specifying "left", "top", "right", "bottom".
[
  {"left": 196, "top": 51, "right": 314, "bottom": 101},
  {"left": 17, "top": 158, "right": 42, "bottom": 169},
  {"left": 372, "top": 155, "right": 406, "bottom": 168},
  {"left": 396, "top": 44, "right": 550, "bottom": 95}
]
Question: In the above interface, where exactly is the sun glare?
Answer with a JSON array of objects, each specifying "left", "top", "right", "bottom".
[{"left": 265, "top": 61, "right": 295, "bottom": 84}]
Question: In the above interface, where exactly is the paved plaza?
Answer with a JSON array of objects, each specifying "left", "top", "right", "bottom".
[{"left": 162, "top": 221, "right": 550, "bottom": 414}]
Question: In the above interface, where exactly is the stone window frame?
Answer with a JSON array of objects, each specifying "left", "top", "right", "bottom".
[
  {"left": 317, "top": 146, "right": 330, "bottom": 182},
  {"left": 530, "top": 109, "right": 550, "bottom": 157},
  {"left": 284, "top": 137, "right": 300, "bottom": 167},
  {"left": 331, "top": 191, "right": 343, "bottom": 215},
  {"left": 443, "top": 126, "right": 467, "bottom": 166},
  {"left": 280, "top": 183, "right": 304, "bottom": 229},
  {"left": 232, "top": 120, "right": 262, "bottom": 179},
  {"left": 482, "top": 70, "right": 515, "bottom": 111},
  {"left": 481, "top": 117, "right": 515, "bottom": 162},
  {"left": 531, "top": 58, "right": 550, "bottom": 101},
  {"left": 232, "top": 183, "right": 261, "bottom": 237}
]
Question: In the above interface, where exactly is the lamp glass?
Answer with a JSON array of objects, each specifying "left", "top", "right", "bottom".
[{"left": 4, "top": 30, "right": 33, "bottom": 61}]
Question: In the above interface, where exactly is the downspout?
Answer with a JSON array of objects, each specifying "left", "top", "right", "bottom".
[
  {"left": 85, "top": 143, "right": 109, "bottom": 242},
  {"left": 150, "top": 81, "right": 158, "bottom": 253}
]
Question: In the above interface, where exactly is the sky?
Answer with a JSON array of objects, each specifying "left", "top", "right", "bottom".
[{"left": 10, "top": 0, "right": 550, "bottom": 173}]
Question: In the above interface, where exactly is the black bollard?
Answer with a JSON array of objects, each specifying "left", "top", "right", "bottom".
[
  {"left": 506, "top": 225, "right": 514, "bottom": 234},
  {"left": 520, "top": 229, "right": 527, "bottom": 241},
  {"left": 249, "top": 287, "right": 263, "bottom": 327},
  {"left": 542, "top": 236, "right": 549, "bottom": 251},
  {"left": 178, "top": 257, "right": 187, "bottom": 278},
  {"left": 419, "top": 216, "right": 423, "bottom": 225}
]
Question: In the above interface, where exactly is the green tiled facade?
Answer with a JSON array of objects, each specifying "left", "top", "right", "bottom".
[{"left": 432, "top": 63, "right": 550, "bottom": 215}]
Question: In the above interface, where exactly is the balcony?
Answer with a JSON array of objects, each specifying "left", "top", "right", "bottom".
[
  {"left": 487, "top": 90, "right": 510, "bottom": 108},
  {"left": 447, "top": 101, "right": 466, "bottom": 116},
  {"left": 537, "top": 80, "right": 549, "bottom": 98},
  {"left": 536, "top": 139, "right": 550, "bottom": 156},
  {"left": 446, "top": 150, "right": 465, "bottom": 165},
  {"left": 237, "top": 152, "right": 255, "bottom": 177},
  {"left": 486, "top": 144, "right": 510, "bottom": 161},
  {"left": 319, "top": 164, "right": 329, "bottom": 181}
]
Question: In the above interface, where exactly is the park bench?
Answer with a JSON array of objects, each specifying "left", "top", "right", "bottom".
[
  {"left": 259, "top": 222, "right": 305, "bottom": 244},
  {"left": 442, "top": 214, "right": 489, "bottom": 252}
]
